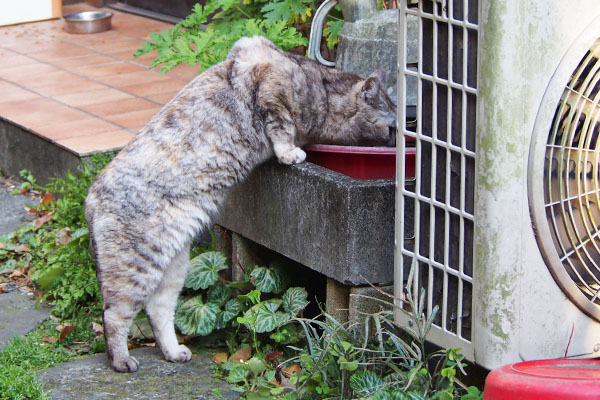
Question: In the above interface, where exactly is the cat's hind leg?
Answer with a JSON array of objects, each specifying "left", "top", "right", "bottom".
[
  {"left": 103, "top": 297, "right": 143, "bottom": 372},
  {"left": 145, "top": 243, "right": 192, "bottom": 364}
]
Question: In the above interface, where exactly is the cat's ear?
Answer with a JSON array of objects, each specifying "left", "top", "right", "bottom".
[
  {"left": 361, "top": 76, "right": 380, "bottom": 99},
  {"left": 370, "top": 69, "right": 386, "bottom": 84}
]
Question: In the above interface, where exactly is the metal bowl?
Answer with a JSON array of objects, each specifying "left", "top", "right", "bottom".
[{"left": 63, "top": 11, "right": 112, "bottom": 34}]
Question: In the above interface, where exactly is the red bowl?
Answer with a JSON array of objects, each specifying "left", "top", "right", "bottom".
[{"left": 304, "top": 144, "right": 416, "bottom": 180}]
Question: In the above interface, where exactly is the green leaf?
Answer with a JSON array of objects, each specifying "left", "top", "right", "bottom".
[
  {"left": 261, "top": 1, "right": 292, "bottom": 21},
  {"left": 243, "top": 299, "right": 290, "bottom": 333},
  {"left": 207, "top": 283, "right": 232, "bottom": 306},
  {"left": 174, "top": 296, "right": 220, "bottom": 336},
  {"left": 350, "top": 370, "right": 384, "bottom": 395},
  {"left": 247, "top": 356, "right": 267, "bottom": 376},
  {"left": 184, "top": 251, "right": 228, "bottom": 290},
  {"left": 460, "top": 386, "right": 483, "bottom": 400},
  {"left": 282, "top": 287, "right": 308, "bottom": 316},
  {"left": 215, "top": 298, "right": 243, "bottom": 330},
  {"left": 227, "top": 363, "right": 249, "bottom": 384},
  {"left": 323, "top": 19, "right": 344, "bottom": 49},
  {"left": 34, "top": 265, "right": 64, "bottom": 289},
  {"left": 250, "top": 266, "right": 285, "bottom": 294}
]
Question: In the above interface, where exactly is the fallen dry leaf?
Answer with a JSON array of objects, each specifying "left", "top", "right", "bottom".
[
  {"left": 14, "top": 244, "right": 31, "bottom": 253},
  {"left": 41, "top": 336, "right": 57, "bottom": 343},
  {"left": 212, "top": 352, "right": 229, "bottom": 365},
  {"left": 283, "top": 364, "right": 302, "bottom": 376},
  {"left": 265, "top": 350, "right": 283, "bottom": 362},
  {"left": 8, "top": 269, "right": 23, "bottom": 279},
  {"left": 92, "top": 322, "right": 104, "bottom": 336},
  {"left": 56, "top": 227, "right": 71, "bottom": 246},
  {"left": 59, "top": 325, "right": 76, "bottom": 342},
  {"left": 41, "top": 192, "right": 55, "bottom": 205},
  {"left": 232, "top": 346, "right": 252, "bottom": 363},
  {"left": 34, "top": 213, "right": 54, "bottom": 231}
]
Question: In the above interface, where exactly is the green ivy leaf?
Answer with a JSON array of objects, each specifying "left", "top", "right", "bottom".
[
  {"left": 350, "top": 370, "right": 384, "bottom": 396},
  {"left": 207, "top": 283, "right": 232, "bottom": 306},
  {"left": 184, "top": 251, "right": 228, "bottom": 290},
  {"left": 216, "top": 298, "right": 243, "bottom": 330},
  {"left": 282, "top": 287, "right": 308, "bottom": 316},
  {"left": 174, "top": 296, "right": 220, "bottom": 336},
  {"left": 250, "top": 266, "right": 285, "bottom": 294},
  {"left": 227, "top": 363, "right": 249, "bottom": 384},
  {"left": 243, "top": 299, "right": 290, "bottom": 333}
]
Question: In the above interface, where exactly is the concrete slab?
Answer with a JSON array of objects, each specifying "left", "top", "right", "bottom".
[
  {"left": 39, "top": 346, "right": 239, "bottom": 400},
  {"left": 0, "top": 187, "right": 34, "bottom": 235},
  {"left": 0, "top": 290, "right": 51, "bottom": 350}
]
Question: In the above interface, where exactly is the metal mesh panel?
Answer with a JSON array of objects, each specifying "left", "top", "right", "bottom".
[
  {"left": 396, "top": 0, "right": 478, "bottom": 354},
  {"left": 542, "top": 39, "right": 600, "bottom": 316}
]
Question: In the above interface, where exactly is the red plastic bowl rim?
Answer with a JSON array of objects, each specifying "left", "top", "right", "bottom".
[{"left": 304, "top": 144, "right": 396, "bottom": 155}]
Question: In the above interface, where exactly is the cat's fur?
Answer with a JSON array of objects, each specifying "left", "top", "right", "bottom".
[{"left": 85, "top": 36, "right": 396, "bottom": 372}]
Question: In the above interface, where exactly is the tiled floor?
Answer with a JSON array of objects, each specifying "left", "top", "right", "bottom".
[{"left": 0, "top": 3, "right": 198, "bottom": 156}]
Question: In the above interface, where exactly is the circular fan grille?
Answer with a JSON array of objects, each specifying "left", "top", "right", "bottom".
[{"left": 542, "top": 38, "right": 600, "bottom": 319}]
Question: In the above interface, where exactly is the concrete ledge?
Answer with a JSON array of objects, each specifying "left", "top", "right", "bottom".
[
  {"left": 0, "top": 118, "right": 82, "bottom": 185},
  {"left": 216, "top": 160, "right": 403, "bottom": 286}
]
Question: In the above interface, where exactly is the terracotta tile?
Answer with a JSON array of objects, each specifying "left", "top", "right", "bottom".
[
  {"left": 35, "top": 117, "right": 121, "bottom": 140},
  {"left": 146, "top": 91, "right": 179, "bottom": 105},
  {"left": 88, "top": 37, "right": 144, "bottom": 54},
  {"left": 32, "top": 44, "right": 96, "bottom": 62},
  {"left": 98, "top": 69, "right": 171, "bottom": 88},
  {"left": 0, "top": 63, "right": 61, "bottom": 84},
  {"left": 73, "top": 61, "right": 145, "bottom": 78},
  {"left": 112, "top": 49, "right": 151, "bottom": 65},
  {"left": 121, "top": 79, "right": 187, "bottom": 97},
  {"left": 104, "top": 107, "right": 162, "bottom": 131},
  {"left": 34, "top": 78, "right": 108, "bottom": 97},
  {"left": 49, "top": 54, "right": 117, "bottom": 69},
  {"left": 2, "top": 98, "right": 89, "bottom": 130},
  {"left": 1, "top": 97, "right": 60, "bottom": 119},
  {"left": 0, "top": 49, "right": 38, "bottom": 68},
  {"left": 165, "top": 64, "right": 199, "bottom": 82},
  {"left": 79, "top": 97, "right": 158, "bottom": 117},
  {"left": 56, "top": 129, "right": 135, "bottom": 156},
  {"left": 24, "top": 70, "right": 91, "bottom": 89},
  {"left": 0, "top": 86, "right": 40, "bottom": 103},
  {"left": 53, "top": 87, "right": 134, "bottom": 107},
  {"left": 3, "top": 41, "right": 76, "bottom": 56},
  {"left": 60, "top": 30, "right": 123, "bottom": 47}
]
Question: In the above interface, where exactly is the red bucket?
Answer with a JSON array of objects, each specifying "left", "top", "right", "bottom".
[{"left": 484, "top": 359, "right": 600, "bottom": 400}]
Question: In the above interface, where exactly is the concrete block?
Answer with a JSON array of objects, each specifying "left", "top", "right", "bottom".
[
  {"left": 216, "top": 160, "right": 408, "bottom": 286},
  {"left": 231, "top": 232, "right": 267, "bottom": 282},
  {"left": 348, "top": 285, "right": 394, "bottom": 328},
  {"left": 326, "top": 278, "right": 350, "bottom": 324}
]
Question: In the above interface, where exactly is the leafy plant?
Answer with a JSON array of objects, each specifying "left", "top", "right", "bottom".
[
  {"left": 0, "top": 154, "right": 114, "bottom": 318},
  {"left": 133, "top": 0, "right": 344, "bottom": 74}
]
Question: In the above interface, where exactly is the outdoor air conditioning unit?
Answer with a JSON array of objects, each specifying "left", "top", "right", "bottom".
[{"left": 395, "top": 0, "right": 600, "bottom": 369}]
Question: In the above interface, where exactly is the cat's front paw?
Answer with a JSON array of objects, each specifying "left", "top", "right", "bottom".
[
  {"left": 111, "top": 356, "right": 140, "bottom": 373},
  {"left": 165, "top": 345, "right": 192, "bottom": 363},
  {"left": 278, "top": 147, "right": 306, "bottom": 165}
]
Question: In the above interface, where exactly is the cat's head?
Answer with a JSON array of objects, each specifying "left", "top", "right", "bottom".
[{"left": 354, "top": 70, "right": 397, "bottom": 146}]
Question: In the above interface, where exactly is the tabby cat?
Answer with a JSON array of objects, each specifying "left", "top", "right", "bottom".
[{"left": 85, "top": 36, "right": 396, "bottom": 372}]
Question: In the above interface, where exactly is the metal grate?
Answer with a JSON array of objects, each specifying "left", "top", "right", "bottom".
[
  {"left": 540, "top": 38, "right": 600, "bottom": 319},
  {"left": 396, "top": 0, "right": 478, "bottom": 357}
]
